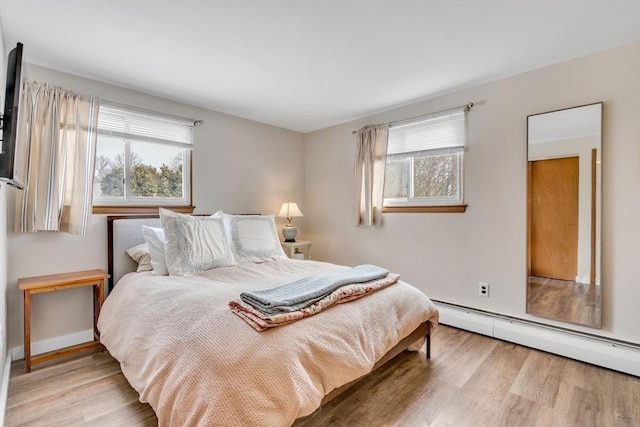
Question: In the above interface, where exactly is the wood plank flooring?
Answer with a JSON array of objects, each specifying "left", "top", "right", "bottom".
[{"left": 6, "top": 325, "right": 639, "bottom": 426}]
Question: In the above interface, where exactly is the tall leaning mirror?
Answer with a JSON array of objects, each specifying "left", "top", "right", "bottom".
[{"left": 526, "top": 102, "right": 602, "bottom": 328}]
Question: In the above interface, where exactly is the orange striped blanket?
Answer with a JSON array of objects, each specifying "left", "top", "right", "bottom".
[{"left": 229, "top": 273, "right": 400, "bottom": 331}]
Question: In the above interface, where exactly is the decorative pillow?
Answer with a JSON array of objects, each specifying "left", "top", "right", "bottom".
[
  {"left": 142, "top": 225, "right": 169, "bottom": 276},
  {"left": 125, "top": 243, "right": 153, "bottom": 272},
  {"left": 223, "top": 214, "right": 287, "bottom": 263},
  {"left": 159, "top": 208, "right": 236, "bottom": 276}
]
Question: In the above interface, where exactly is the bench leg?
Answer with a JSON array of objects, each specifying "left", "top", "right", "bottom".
[{"left": 24, "top": 290, "right": 31, "bottom": 373}]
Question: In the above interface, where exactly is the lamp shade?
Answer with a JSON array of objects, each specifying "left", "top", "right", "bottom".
[{"left": 277, "top": 202, "right": 304, "bottom": 219}]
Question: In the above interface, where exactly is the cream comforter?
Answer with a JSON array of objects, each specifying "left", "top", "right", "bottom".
[{"left": 98, "top": 259, "right": 439, "bottom": 427}]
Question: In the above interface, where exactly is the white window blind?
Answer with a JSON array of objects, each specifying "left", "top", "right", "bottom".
[
  {"left": 98, "top": 103, "right": 194, "bottom": 149},
  {"left": 387, "top": 108, "right": 466, "bottom": 155}
]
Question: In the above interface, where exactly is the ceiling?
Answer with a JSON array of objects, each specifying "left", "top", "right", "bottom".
[
  {"left": 0, "top": 1, "right": 638, "bottom": 133},
  {"left": 529, "top": 104, "right": 602, "bottom": 144}
]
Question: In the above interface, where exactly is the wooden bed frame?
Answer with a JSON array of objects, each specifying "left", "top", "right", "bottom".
[{"left": 106, "top": 214, "right": 432, "bottom": 422}]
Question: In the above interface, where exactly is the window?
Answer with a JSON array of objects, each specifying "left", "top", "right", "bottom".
[
  {"left": 383, "top": 107, "right": 467, "bottom": 210},
  {"left": 93, "top": 103, "right": 193, "bottom": 211}
]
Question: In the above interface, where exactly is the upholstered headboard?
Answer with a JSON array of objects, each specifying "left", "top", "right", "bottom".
[
  {"left": 107, "top": 213, "right": 259, "bottom": 290},
  {"left": 107, "top": 215, "right": 161, "bottom": 290}
]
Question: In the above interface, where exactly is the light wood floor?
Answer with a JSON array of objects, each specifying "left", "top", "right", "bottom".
[
  {"left": 527, "top": 276, "right": 602, "bottom": 328},
  {"left": 6, "top": 325, "right": 639, "bottom": 427}
]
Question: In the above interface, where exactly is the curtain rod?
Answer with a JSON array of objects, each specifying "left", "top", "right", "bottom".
[{"left": 351, "top": 102, "right": 474, "bottom": 135}]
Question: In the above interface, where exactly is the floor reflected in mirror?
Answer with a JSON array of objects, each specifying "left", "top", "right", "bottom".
[{"left": 527, "top": 276, "right": 602, "bottom": 328}]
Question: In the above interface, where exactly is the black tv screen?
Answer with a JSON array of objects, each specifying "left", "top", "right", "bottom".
[{"left": 0, "top": 42, "right": 30, "bottom": 189}]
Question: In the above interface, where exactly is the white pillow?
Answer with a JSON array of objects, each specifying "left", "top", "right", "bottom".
[
  {"left": 125, "top": 243, "right": 153, "bottom": 273},
  {"left": 223, "top": 214, "right": 287, "bottom": 263},
  {"left": 142, "top": 226, "right": 169, "bottom": 276},
  {"left": 159, "top": 208, "right": 236, "bottom": 276}
]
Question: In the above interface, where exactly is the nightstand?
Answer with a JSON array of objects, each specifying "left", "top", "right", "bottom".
[
  {"left": 18, "top": 269, "right": 110, "bottom": 372},
  {"left": 281, "top": 241, "right": 313, "bottom": 260}
]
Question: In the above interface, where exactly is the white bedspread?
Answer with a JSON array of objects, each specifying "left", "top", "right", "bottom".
[{"left": 98, "top": 259, "right": 439, "bottom": 426}]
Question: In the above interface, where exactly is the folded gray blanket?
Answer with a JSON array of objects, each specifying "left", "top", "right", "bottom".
[{"left": 240, "top": 264, "right": 389, "bottom": 315}]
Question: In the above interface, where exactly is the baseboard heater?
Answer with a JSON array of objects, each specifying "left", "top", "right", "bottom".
[{"left": 432, "top": 300, "right": 640, "bottom": 377}]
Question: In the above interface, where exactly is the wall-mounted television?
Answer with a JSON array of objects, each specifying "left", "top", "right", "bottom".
[{"left": 0, "top": 42, "right": 30, "bottom": 189}]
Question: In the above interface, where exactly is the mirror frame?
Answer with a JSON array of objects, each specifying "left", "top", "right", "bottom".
[{"left": 526, "top": 102, "right": 603, "bottom": 328}]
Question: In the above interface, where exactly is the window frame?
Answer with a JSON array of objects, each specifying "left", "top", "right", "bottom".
[
  {"left": 92, "top": 102, "right": 195, "bottom": 214},
  {"left": 383, "top": 108, "right": 468, "bottom": 213}
]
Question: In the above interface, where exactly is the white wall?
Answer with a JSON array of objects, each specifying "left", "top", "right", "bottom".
[
  {"left": 0, "top": 21, "right": 8, "bottom": 387},
  {"left": 6, "top": 66, "right": 305, "bottom": 350},
  {"left": 304, "top": 42, "right": 640, "bottom": 344},
  {"left": 0, "top": 184, "right": 5, "bottom": 357}
]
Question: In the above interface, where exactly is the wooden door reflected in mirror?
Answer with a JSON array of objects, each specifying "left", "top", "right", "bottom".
[{"left": 526, "top": 103, "right": 602, "bottom": 328}]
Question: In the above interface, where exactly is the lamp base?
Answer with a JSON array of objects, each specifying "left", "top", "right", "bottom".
[{"left": 282, "top": 225, "right": 297, "bottom": 242}]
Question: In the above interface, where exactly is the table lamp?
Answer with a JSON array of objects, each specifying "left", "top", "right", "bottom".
[{"left": 277, "top": 202, "right": 304, "bottom": 242}]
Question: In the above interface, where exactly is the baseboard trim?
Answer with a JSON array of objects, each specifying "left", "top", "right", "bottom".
[
  {"left": 0, "top": 355, "right": 11, "bottom": 427},
  {"left": 433, "top": 301, "right": 640, "bottom": 377},
  {"left": 9, "top": 329, "right": 94, "bottom": 361}
]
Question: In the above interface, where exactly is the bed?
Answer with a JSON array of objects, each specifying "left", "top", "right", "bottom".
[{"left": 99, "top": 214, "right": 439, "bottom": 426}]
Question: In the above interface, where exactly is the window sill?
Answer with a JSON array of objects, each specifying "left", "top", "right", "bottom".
[
  {"left": 93, "top": 205, "right": 196, "bottom": 215},
  {"left": 383, "top": 205, "right": 467, "bottom": 213}
]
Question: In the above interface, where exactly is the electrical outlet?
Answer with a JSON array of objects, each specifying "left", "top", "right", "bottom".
[{"left": 479, "top": 282, "right": 489, "bottom": 297}]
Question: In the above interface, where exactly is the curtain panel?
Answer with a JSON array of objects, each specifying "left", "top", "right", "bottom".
[
  {"left": 16, "top": 82, "right": 100, "bottom": 235},
  {"left": 353, "top": 124, "right": 389, "bottom": 226}
]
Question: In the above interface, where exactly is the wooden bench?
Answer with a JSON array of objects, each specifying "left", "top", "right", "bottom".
[{"left": 19, "top": 269, "right": 109, "bottom": 372}]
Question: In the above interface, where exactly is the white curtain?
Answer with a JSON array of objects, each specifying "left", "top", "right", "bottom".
[
  {"left": 353, "top": 124, "right": 389, "bottom": 226},
  {"left": 16, "top": 82, "right": 100, "bottom": 235}
]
